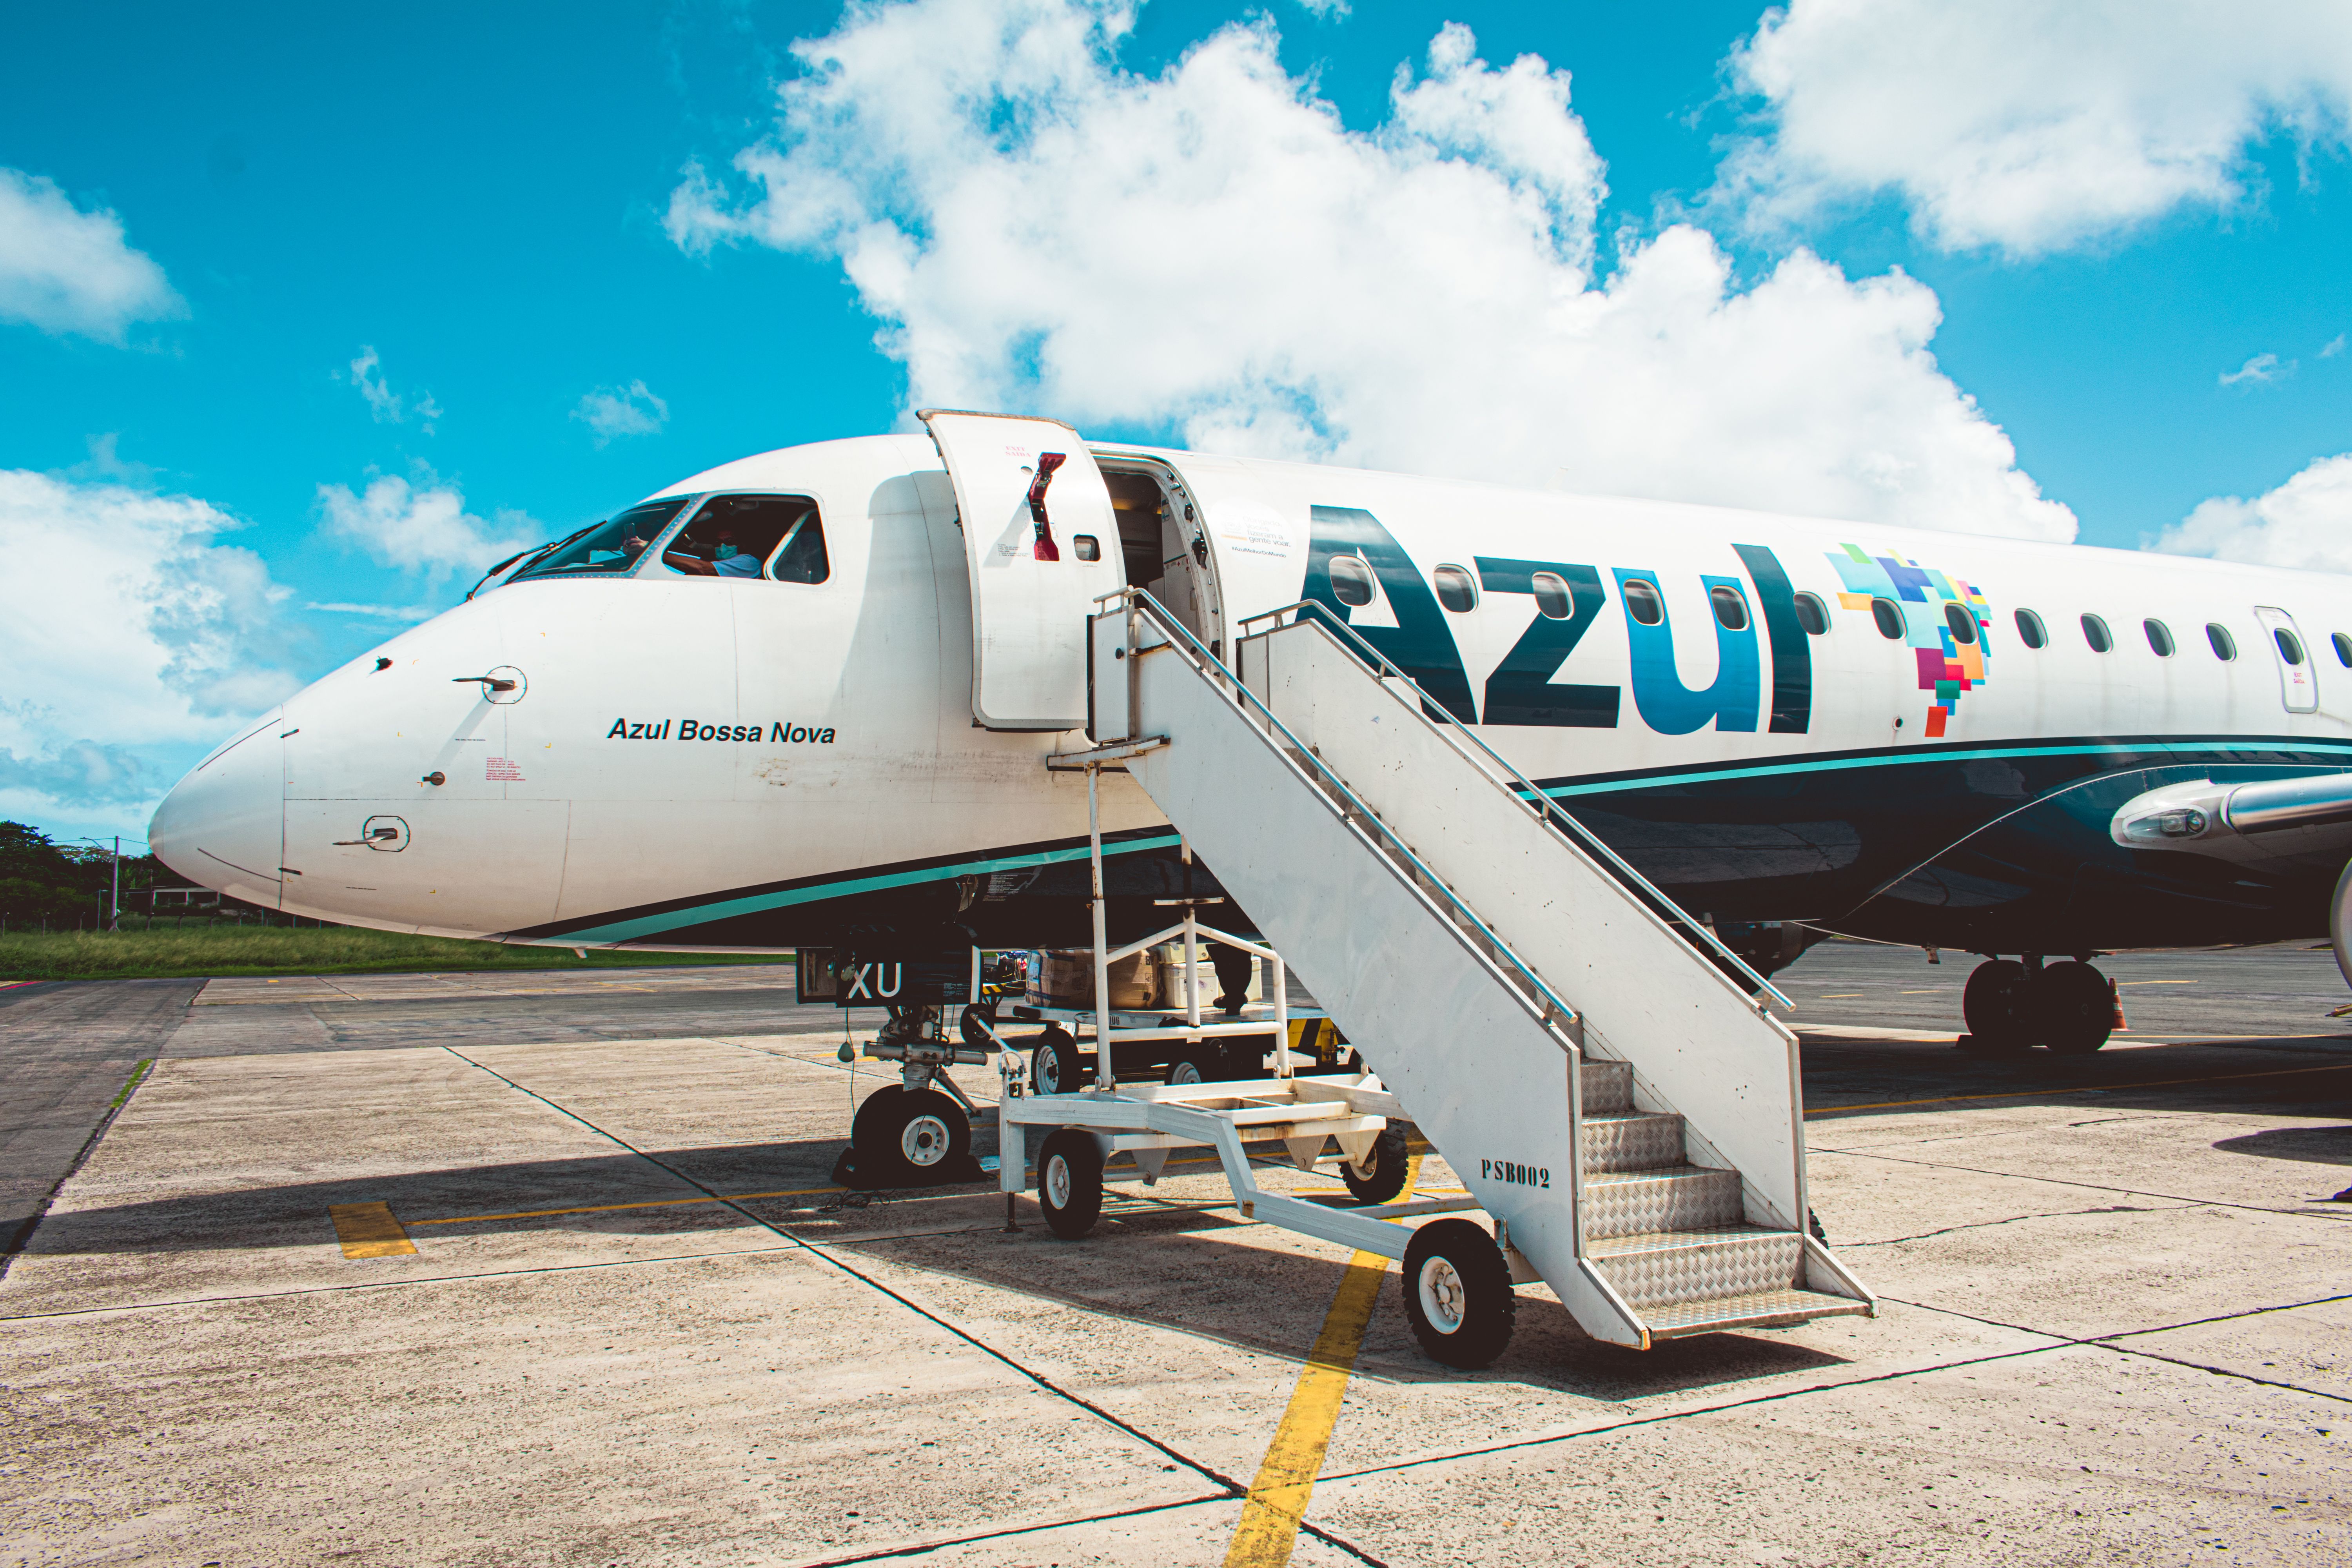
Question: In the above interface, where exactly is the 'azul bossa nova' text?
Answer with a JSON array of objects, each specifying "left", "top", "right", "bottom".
[{"left": 606, "top": 718, "right": 838, "bottom": 743}]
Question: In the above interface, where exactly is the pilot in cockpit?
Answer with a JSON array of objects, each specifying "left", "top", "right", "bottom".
[{"left": 711, "top": 528, "right": 764, "bottom": 578}]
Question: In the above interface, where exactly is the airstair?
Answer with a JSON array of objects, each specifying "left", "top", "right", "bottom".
[
  {"left": 994, "top": 588, "right": 1873, "bottom": 1365},
  {"left": 911, "top": 407, "right": 1868, "bottom": 1365}
]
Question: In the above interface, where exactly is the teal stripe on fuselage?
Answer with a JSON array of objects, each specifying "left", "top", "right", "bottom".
[
  {"left": 553, "top": 832, "right": 1185, "bottom": 945},
  {"left": 1537, "top": 738, "right": 2352, "bottom": 799}
]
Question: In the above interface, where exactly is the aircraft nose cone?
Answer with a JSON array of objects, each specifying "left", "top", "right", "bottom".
[{"left": 151, "top": 711, "right": 285, "bottom": 909}]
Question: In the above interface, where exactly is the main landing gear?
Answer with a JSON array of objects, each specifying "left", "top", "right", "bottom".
[{"left": 1962, "top": 955, "right": 2116, "bottom": 1053}]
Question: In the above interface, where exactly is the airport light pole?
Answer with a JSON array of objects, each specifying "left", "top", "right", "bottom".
[{"left": 73, "top": 835, "right": 130, "bottom": 932}]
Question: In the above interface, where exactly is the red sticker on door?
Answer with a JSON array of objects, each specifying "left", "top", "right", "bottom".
[{"left": 486, "top": 757, "right": 524, "bottom": 782}]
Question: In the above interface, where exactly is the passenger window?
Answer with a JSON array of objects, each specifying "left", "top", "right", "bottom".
[
  {"left": 1622, "top": 579, "right": 1664, "bottom": 626},
  {"left": 1793, "top": 592, "right": 1828, "bottom": 635},
  {"left": 2014, "top": 608, "right": 2047, "bottom": 649},
  {"left": 2206, "top": 622, "right": 2236, "bottom": 660},
  {"left": 1434, "top": 564, "right": 1477, "bottom": 613},
  {"left": 510, "top": 498, "right": 692, "bottom": 582},
  {"left": 1709, "top": 584, "right": 1749, "bottom": 630},
  {"left": 1073, "top": 535, "right": 1101, "bottom": 563},
  {"left": 2144, "top": 618, "right": 2174, "bottom": 657},
  {"left": 1329, "top": 555, "right": 1376, "bottom": 608},
  {"left": 661, "top": 494, "right": 828, "bottom": 584},
  {"left": 2275, "top": 627, "right": 2306, "bottom": 665},
  {"left": 1943, "top": 603, "right": 1978, "bottom": 645},
  {"left": 2334, "top": 632, "right": 2352, "bottom": 668},
  {"left": 1530, "top": 571, "right": 1573, "bottom": 620},
  {"left": 1870, "top": 597, "right": 1904, "bottom": 640},
  {"left": 2081, "top": 614, "right": 2112, "bottom": 653}
]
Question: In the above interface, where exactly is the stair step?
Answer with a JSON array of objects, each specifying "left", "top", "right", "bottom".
[
  {"left": 1641, "top": 1287, "right": 1875, "bottom": 1340},
  {"left": 1578, "top": 1058, "right": 1633, "bottom": 1115},
  {"left": 1589, "top": 1225, "right": 1802, "bottom": 1310},
  {"left": 1579, "top": 1112, "right": 1684, "bottom": 1172},
  {"left": 1580, "top": 1164, "right": 1740, "bottom": 1237}
]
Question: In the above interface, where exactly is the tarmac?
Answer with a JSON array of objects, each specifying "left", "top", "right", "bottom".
[{"left": 2, "top": 942, "right": 2348, "bottom": 1566}]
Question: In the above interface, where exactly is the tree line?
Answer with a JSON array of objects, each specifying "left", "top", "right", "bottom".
[{"left": 0, "top": 821, "right": 171, "bottom": 931}]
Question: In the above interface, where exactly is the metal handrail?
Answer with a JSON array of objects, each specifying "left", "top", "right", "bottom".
[
  {"left": 1108, "top": 590, "right": 1584, "bottom": 1037},
  {"left": 1234, "top": 598, "right": 1793, "bottom": 1011}
]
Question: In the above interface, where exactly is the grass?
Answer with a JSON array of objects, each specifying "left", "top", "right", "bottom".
[{"left": 0, "top": 924, "right": 789, "bottom": 981}]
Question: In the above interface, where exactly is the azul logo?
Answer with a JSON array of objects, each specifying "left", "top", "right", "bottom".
[
  {"left": 605, "top": 717, "right": 837, "bottom": 743},
  {"left": 1825, "top": 544, "right": 1990, "bottom": 737},
  {"left": 1303, "top": 507, "right": 1812, "bottom": 737}
]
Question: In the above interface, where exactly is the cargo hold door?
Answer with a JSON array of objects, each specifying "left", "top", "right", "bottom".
[{"left": 920, "top": 410, "right": 1121, "bottom": 730}]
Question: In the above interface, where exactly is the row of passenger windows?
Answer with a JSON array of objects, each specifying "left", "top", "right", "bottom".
[{"left": 1339, "top": 553, "right": 2352, "bottom": 672}]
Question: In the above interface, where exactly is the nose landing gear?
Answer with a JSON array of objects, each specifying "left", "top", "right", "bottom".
[{"left": 1962, "top": 955, "right": 2115, "bottom": 1053}]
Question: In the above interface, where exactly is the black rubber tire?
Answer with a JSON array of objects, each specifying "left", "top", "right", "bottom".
[
  {"left": 850, "top": 1085, "right": 909, "bottom": 1152},
  {"left": 1036, "top": 1129, "right": 1104, "bottom": 1239},
  {"left": 1963, "top": 959, "right": 2035, "bottom": 1051},
  {"left": 1341, "top": 1125, "right": 1411, "bottom": 1205},
  {"left": 2036, "top": 960, "right": 2114, "bottom": 1054},
  {"left": 855, "top": 1086, "right": 971, "bottom": 1184},
  {"left": 1030, "top": 1029, "right": 1081, "bottom": 1095},
  {"left": 1401, "top": 1219, "right": 1515, "bottom": 1368},
  {"left": 959, "top": 1002, "right": 999, "bottom": 1050}
]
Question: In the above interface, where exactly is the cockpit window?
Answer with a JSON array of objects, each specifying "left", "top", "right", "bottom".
[
  {"left": 509, "top": 499, "right": 692, "bottom": 582},
  {"left": 660, "top": 494, "right": 829, "bottom": 584}
]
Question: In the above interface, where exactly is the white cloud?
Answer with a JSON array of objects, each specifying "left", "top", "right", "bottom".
[
  {"left": 314, "top": 470, "right": 538, "bottom": 583},
  {"left": 341, "top": 346, "right": 443, "bottom": 433},
  {"left": 666, "top": 0, "right": 2073, "bottom": 541},
  {"left": 1292, "top": 0, "right": 1349, "bottom": 19},
  {"left": 572, "top": 379, "right": 670, "bottom": 445},
  {"left": 1723, "top": 0, "right": 2352, "bottom": 256},
  {"left": 0, "top": 167, "right": 184, "bottom": 341},
  {"left": 2219, "top": 352, "right": 2287, "bottom": 387},
  {"left": 0, "top": 469, "right": 295, "bottom": 816},
  {"left": 2153, "top": 452, "right": 2352, "bottom": 573},
  {"left": 2323, "top": 334, "right": 2347, "bottom": 359}
]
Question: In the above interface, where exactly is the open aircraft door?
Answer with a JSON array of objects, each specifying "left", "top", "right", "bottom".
[{"left": 920, "top": 410, "right": 1122, "bottom": 730}]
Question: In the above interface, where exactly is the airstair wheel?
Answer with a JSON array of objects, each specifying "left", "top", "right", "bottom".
[
  {"left": 1341, "top": 1125, "right": 1411, "bottom": 1204},
  {"left": 1401, "top": 1219, "right": 1516, "bottom": 1368}
]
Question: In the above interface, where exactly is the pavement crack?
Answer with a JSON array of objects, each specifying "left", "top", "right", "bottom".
[
  {"left": 1842, "top": 1204, "right": 2167, "bottom": 1248},
  {"left": 1874, "top": 1289, "right": 2352, "bottom": 1407},
  {"left": 1813, "top": 1145, "right": 2352, "bottom": 1223}
]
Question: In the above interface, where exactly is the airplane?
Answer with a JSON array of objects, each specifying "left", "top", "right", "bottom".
[{"left": 150, "top": 412, "right": 2352, "bottom": 1180}]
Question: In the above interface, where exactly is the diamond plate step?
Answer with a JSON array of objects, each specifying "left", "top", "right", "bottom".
[
  {"left": 1641, "top": 1287, "right": 1874, "bottom": 1340},
  {"left": 1579, "top": 1111, "right": 1683, "bottom": 1173},
  {"left": 1580, "top": 1163, "right": 1741, "bottom": 1238},
  {"left": 1589, "top": 1225, "right": 1804, "bottom": 1310},
  {"left": 1578, "top": 1058, "right": 1633, "bottom": 1115}
]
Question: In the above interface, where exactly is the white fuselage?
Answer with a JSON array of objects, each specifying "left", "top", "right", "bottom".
[{"left": 151, "top": 433, "right": 2352, "bottom": 955}]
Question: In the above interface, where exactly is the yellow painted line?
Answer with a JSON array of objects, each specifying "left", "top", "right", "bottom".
[
  {"left": 327, "top": 1201, "right": 417, "bottom": 1258},
  {"left": 405, "top": 1184, "right": 847, "bottom": 1227},
  {"left": 1224, "top": 1156, "right": 1421, "bottom": 1567},
  {"left": 1808, "top": 1060, "right": 2352, "bottom": 1117}
]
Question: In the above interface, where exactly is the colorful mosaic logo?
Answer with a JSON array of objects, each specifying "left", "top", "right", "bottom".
[{"left": 1827, "top": 543, "right": 1991, "bottom": 738}]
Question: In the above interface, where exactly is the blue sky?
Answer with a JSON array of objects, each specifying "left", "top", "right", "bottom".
[{"left": 2, "top": 0, "right": 2348, "bottom": 848}]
